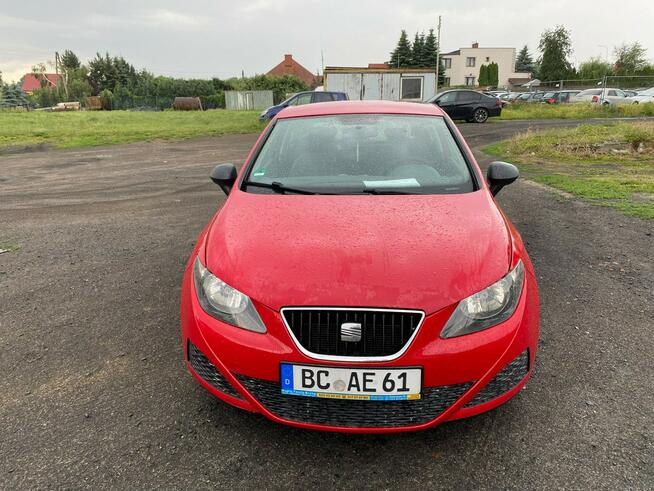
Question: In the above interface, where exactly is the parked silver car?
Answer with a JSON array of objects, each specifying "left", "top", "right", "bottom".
[
  {"left": 630, "top": 87, "right": 654, "bottom": 104},
  {"left": 573, "top": 88, "right": 632, "bottom": 105}
]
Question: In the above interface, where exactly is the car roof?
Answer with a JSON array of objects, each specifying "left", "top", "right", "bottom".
[
  {"left": 439, "top": 89, "right": 479, "bottom": 94},
  {"left": 277, "top": 100, "right": 445, "bottom": 119}
]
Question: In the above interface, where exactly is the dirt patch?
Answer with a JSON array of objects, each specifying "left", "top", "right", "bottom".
[
  {"left": 631, "top": 192, "right": 654, "bottom": 203},
  {"left": 0, "top": 143, "right": 51, "bottom": 155}
]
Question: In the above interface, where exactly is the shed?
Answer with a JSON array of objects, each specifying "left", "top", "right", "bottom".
[
  {"left": 225, "top": 90, "right": 274, "bottom": 111},
  {"left": 324, "top": 67, "right": 438, "bottom": 102}
]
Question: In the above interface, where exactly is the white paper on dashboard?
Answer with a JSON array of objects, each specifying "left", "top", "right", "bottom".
[{"left": 362, "top": 178, "right": 420, "bottom": 188}]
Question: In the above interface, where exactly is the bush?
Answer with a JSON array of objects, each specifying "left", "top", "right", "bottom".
[
  {"left": 200, "top": 93, "right": 226, "bottom": 109},
  {"left": 100, "top": 89, "right": 113, "bottom": 110}
]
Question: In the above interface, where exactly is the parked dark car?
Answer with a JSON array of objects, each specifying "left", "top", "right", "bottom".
[
  {"left": 513, "top": 91, "right": 544, "bottom": 104},
  {"left": 529, "top": 92, "right": 545, "bottom": 103},
  {"left": 259, "top": 91, "right": 348, "bottom": 121},
  {"left": 541, "top": 90, "right": 581, "bottom": 104},
  {"left": 482, "top": 91, "right": 510, "bottom": 107},
  {"left": 427, "top": 90, "right": 502, "bottom": 123},
  {"left": 514, "top": 92, "right": 534, "bottom": 103}
]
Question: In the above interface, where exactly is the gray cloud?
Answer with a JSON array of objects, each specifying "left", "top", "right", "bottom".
[{"left": 1, "top": 0, "right": 653, "bottom": 83}]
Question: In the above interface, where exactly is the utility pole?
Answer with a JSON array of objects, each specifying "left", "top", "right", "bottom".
[{"left": 435, "top": 15, "right": 442, "bottom": 94}]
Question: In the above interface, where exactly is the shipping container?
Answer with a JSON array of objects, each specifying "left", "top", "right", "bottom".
[{"left": 324, "top": 68, "right": 437, "bottom": 102}]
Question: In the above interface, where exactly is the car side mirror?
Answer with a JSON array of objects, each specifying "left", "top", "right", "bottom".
[
  {"left": 210, "top": 164, "right": 238, "bottom": 195},
  {"left": 487, "top": 161, "right": 519, "bottom": 196},
  {"left": 433, "top": 99, "right": 441, "bottom": 106}
]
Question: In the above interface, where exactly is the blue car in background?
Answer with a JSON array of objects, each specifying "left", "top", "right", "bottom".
[{"left": 259, "top": 91, "right": 349, "bottom": 121}]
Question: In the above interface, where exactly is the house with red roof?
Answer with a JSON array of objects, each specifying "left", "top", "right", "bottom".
[
  {"left": 266, "top": 54, "right": 317, "bottom": 87},
  {"left": 21, "top": 73, "right": 60, "bottom": 94}
]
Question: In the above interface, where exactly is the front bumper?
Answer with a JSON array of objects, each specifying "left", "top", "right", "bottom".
[{"left": 180, "top": 266, "right": 539, "bottom": 433}]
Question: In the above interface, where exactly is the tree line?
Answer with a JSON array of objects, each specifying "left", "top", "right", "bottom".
[
  {"left": 516, "top": 26, "right": 654, "bottom": 83},
  {"left": 387, "top": 29, "right": 446, "bottom": 84},
  {"left": 388, "top": 25, "right": 654, "bottom": 88},
  {"left": 2, "top": 50, "right": 310, "bottom": 109}
]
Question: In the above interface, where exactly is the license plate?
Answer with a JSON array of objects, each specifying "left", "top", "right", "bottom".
[{"left": 280, "top": 363, "right": 422, "bottom": 401}]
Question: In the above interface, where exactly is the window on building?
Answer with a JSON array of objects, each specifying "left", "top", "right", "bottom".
[
  {"left": 465, "top": 76, "right": 476, "bottom": 86},
  {"left": 400, "top": 77, "right": 423, "bottom": 100},
  {"left": 443, "top": 77, "right": 451, "bottom": 86},
  {"left": 443, "top": 58, "right": 452, "bottom": 69},
  {"left": 466, "top": 57, "right": 476, "bottom": 67}
]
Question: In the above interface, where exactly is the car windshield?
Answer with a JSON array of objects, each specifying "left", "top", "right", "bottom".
[{"left": 244, "top": 114, "right": 475, "bottom": 195}]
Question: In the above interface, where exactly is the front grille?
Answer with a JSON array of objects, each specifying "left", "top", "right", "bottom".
[
  {"left": 237, "top": 374, "right": 471, "bottom": 428},
  {"left": 465, "top": 350, "right": 530, "bottom": 408},
  {"left": 187, "top": 342, "right": 242, "bottom": 399},
  {"left": 282, "top": 308, "right": 423, "bottom": 359}
]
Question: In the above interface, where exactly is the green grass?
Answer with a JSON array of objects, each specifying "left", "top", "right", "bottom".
[
  {"left": 498, "top": 102, "right": 654, "bottom": 120},
  {"left": 0, "top": 243, "right": 21, "bottom": 253},
  {"left": 484, "top": 122, "right": 654, "bottom": 219},
  {"left": 0, "top": 110, "right": 265, "bottom": 150}
]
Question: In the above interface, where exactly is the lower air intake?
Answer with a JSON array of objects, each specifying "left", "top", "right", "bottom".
[
  {"left": 236, "top": 374, "right": 472, "bottom": 428},
  {"left": 465, "top": 350, "right": 530, "bottom": 408},
  {"left": 188, "top": 342, "right": 242, "bottom": 400}
]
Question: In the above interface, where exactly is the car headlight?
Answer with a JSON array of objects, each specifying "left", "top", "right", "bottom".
[
  {"left": 440, "top": 260, "right": 524, "bottom": 338},
  {"left": 193, "top": 257, "right": 266, "bottom": 333}
]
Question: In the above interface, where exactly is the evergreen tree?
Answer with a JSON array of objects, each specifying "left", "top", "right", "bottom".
[
  {"left": 422, "top": 29, "right": 446, "bottom": 84},
  {"left": 537, "top": 26, "right": 573, "bottom": 81},
  {"left": 423, "top": 29, "right": 438, "bottom": 67},
  {"left": 515, "top": 45, "right": 534, "bottom": 73},
  {"left": 60, "top": 50, "right": 81, "bottom": 71},
  {"left": 0, "top": 83, "right": 29, "bottom": 108},
  {"left": 478, "top": 65, "right": 489, "bottom": 86},
  {"left": 411, "top": 32, "right": 426, "bottom": 67},
  {"left": 488, "top": 62, "right": 499, "bottom": 87},
  {"left": 389, "top": 30, "right": 413, "bottom": 68}
]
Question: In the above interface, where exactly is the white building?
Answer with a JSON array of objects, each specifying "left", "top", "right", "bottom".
[
  {"left": 324, "top": 66, "right": 438, "bottom": 102},
  {"left": 441, "top": 43, "right": 531, "bottom": 88}
]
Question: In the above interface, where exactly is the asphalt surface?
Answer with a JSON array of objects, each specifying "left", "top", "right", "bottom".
[{"left": 1, "top": 119, "right": 652, "bottom": 490}]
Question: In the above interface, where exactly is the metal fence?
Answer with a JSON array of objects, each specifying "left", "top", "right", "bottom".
[
  {"left": 225, "top": 90, "right": 274, "bottom": 111},
  {"left": 522, "top": 75, "right": 654, "bottom": 93}
]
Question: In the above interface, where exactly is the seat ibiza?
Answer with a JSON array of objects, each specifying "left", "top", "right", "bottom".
[{"left": 180, "top": 101, "right": 539, "bottom": 433}]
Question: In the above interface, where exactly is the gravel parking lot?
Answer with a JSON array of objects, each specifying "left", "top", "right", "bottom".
[{"left": 1, "top": 120, "right": 652, "bottom": 489}]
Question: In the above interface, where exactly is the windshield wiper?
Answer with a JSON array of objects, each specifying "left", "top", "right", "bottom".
[
  {"left": 361, "top": 188, "right": 420, "bottom": 195},
  {"left": 244, "top": 181, "right": 320, "bottom": 195}
]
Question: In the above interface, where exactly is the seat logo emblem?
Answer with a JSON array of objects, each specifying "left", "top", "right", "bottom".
[{"left": 340, "top": 322, "right": 362, "bottom": 342}]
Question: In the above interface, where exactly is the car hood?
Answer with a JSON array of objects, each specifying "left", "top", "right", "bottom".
[{"left": 204, "top": 190, "right": 512, "bottom": 314}]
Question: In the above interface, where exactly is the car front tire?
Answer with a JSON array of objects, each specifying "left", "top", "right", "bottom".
[{"left": 472, "top": 107, "right": 489, "bottom": 123}]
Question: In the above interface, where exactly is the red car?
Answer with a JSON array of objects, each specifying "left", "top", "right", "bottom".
[{"left": 181, "top": 101, "right": 539, "bottom": 433}]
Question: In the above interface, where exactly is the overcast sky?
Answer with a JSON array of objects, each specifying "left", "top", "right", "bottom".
[{"left": 1, "top": 0, "right": 653, "bottom": 83}]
